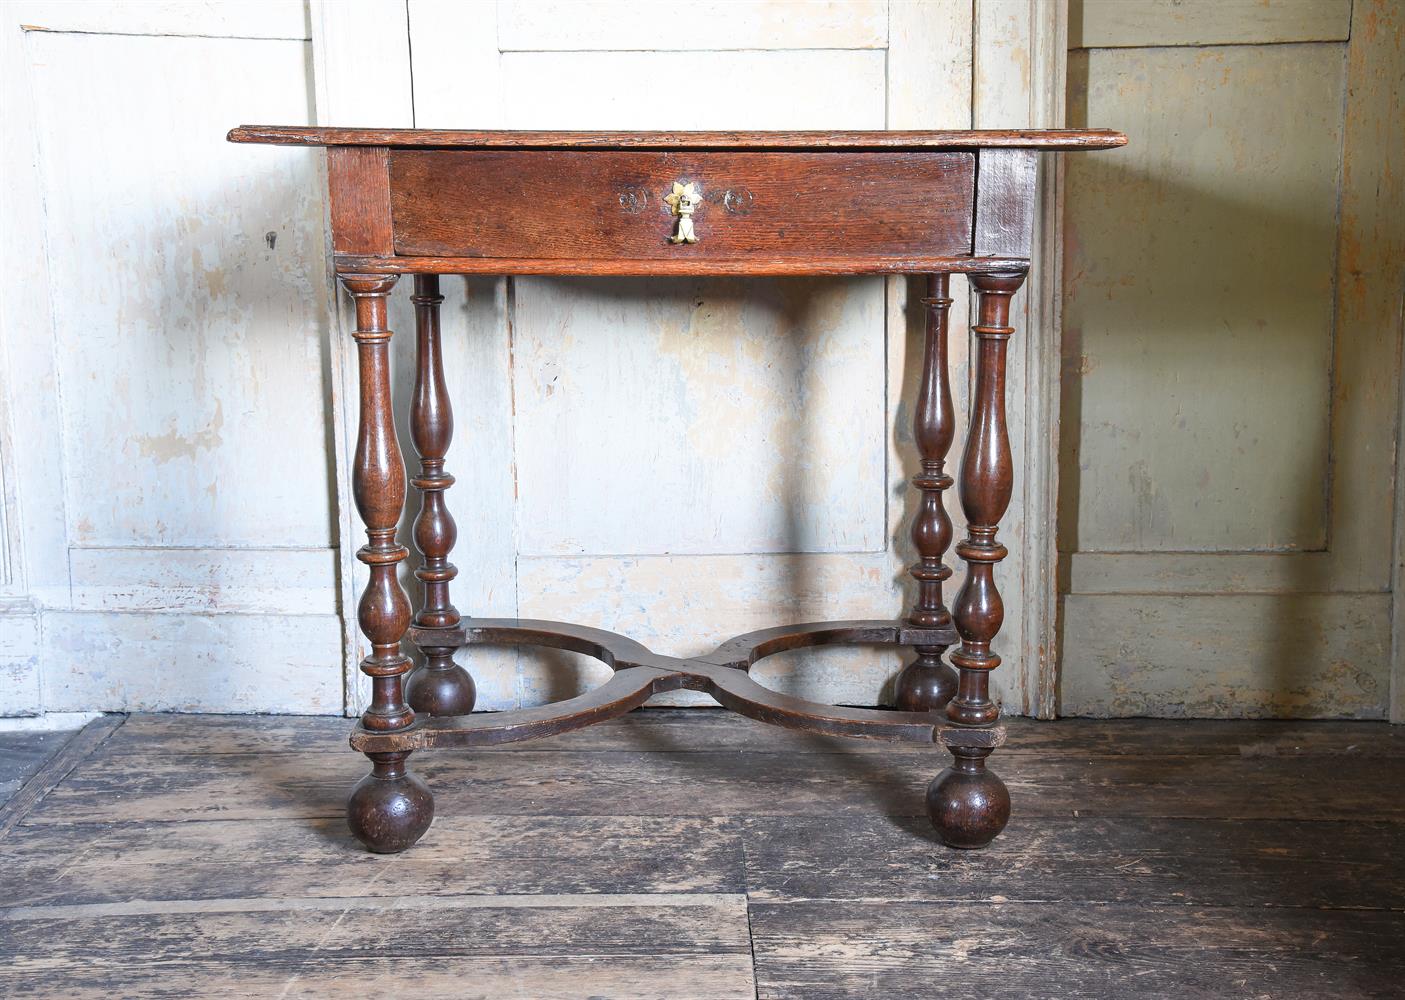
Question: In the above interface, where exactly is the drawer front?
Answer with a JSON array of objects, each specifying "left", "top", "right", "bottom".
[{"left": 388, "top": 150, "right": 975, "bottom": 260}]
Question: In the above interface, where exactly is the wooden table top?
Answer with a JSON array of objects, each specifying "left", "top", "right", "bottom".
[{"left": 227, "top": 126, "right": 1128, "bottom": 151}]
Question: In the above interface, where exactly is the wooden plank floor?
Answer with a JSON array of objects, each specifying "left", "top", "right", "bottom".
[
  {"left": 0, "top": 728, "right": 81, "bottom": 808},
  {"left": 1, "top": 709, "right": 1402, "bottom": 999}
]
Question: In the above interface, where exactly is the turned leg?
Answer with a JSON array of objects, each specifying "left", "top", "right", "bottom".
[
  {"left": 405, "top": 274, "right": 476, "bottom": 716},
  {"left": 895, "top": 274, "right": 958, "bottom": 712},
  {"left": 341, "top": 273, "right": 434, "bottom": 854},
  {"left": 927, "top": 270, "right": 1025, "bottom": 849}
]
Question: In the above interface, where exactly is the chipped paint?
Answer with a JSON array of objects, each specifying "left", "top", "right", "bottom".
[
  {"left": 134, "top": 400, "right": 225, "bottom": 464},
  {"left": 28, "top": 31, "right": 332, "bottom": 550}
]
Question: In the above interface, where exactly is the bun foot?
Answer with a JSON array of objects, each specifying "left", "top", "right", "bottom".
[
  {"left": 406, "top": 661, "right": 477, "bottom": 716},
  {"left": 926, "top": 748, "right": 1009, "bottom": 849},
  {"left": 348, "top": 752, "right": 434, "bottom": 854},
  {"left": 894, "top": 649, "right": 957, "bottom": 712}
]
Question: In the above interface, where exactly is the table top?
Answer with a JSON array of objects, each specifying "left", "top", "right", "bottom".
[{"left": 227, "top": 126, "right": 1127, "bottom": 151}]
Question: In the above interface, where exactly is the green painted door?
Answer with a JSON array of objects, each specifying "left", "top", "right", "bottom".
[{"left": 1059, "top": 0, "right": 1404, "bottom": 718}]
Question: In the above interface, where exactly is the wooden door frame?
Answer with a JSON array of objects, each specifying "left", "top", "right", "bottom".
[
  {"left": 1395, "top": 367, "right": 1405, "bottom": 725},
  {"left": 973, "top": 0, "right": 1068, "bottom": 718}
]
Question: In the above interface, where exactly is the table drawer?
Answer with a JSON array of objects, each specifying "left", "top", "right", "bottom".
[{"left": 385, "top": 149, "right": 975, "bottom": 261}]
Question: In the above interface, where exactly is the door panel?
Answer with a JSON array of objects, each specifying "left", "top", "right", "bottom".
[
  {"left": 1064, "top": 42, "right": 1343, "bottom": 554},
  {"left": 1060, "top": 0, "right": 1403, "bottom": 718},
  {"left": 1, "top": 1, "right": 342, "bottom": 715}
]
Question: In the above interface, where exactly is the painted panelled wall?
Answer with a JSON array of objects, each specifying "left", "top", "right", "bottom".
[
  {"left": 1060, "top": 0, "right": 1405, "bottom": 719},
  {"left": 2, "top": 1, "right": 343, "bottom": 715},
  {"left": 2, "top": 0, "right": 1053, "bottom": 720}
]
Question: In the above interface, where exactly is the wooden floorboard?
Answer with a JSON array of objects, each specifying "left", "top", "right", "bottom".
[
  {"left": 741, "top": 814, "right": 1405, "bottom": 909},
  {"left": 26, "top": 744, "right": 1405, "bottom": 825},
  {"left": 0, "top": 707, "right": 1401, "bottom": 998},
  {"left": 1, "top": 895, "right": 756, "bottom": 1000},
  {"left": 0, "top": 715, "right": 124, "bottom": 838},
  {"left": 2, "top": 814, "right": 745, "bottom": 907},
  {"left": 748, "top": 901, "right": 1404, "bottom": 999},
  {"left": 104, "top": 710, "right": 1405, "bottom": 757},
  {"left": 0, "top": 728, "right": 84, "bottom": 807}
]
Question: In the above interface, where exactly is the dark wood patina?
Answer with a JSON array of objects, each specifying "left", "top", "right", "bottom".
[{"left": 229, "top": 125, "right": 1124, "bottom": 854}]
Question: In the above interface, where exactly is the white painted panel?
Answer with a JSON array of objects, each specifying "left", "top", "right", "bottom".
[
  {"left": 28, "top": 32, "right": 330, "bottom": 549},
  {"left": 68, "top": 547, "right": 338, "bottom": 614},
  {"left": 18, "top": 0, "right": 310, "bottom": 39},
  {"left": 498, "top": 49, "right": 886, "bottom": 129},
  {"left": 0, "top": 602, "right": 42, "bottom": 716},
  {"left": 408, "top": 0, "right": 502, "bottom": 128},
  {"left": 517, "top": 553, "right": 908, "bottom": 707},
  {"left": 498, "top": 0, "right": 888, "bottom": 51},
  {"left": 1062, "top": 1, "right": 1402, "bottom": 722},
  {"left": 513, "top": 277, "right": 887, "bottom": 556},
  {"left": 3, "top": 12, "right": 75, "bottom": 602},
  {"left": 42, "top": 610, "right": 343, "bottom": 714},
  {"left": 311, "top": 0, "right": 412, "bottom": 126}
]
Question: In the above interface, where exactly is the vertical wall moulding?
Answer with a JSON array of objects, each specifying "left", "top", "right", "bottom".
[{"left": 973, "top": 0, "right": 1067, "bottom": 718}]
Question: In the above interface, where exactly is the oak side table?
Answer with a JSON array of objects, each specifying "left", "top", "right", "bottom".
[{"left": 228, "top": 125, "right": 1125, "bottom": 854}]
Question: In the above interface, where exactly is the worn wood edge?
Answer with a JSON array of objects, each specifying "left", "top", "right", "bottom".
[
  {"left": 333, "top": 254, "right": 1033, "bottom": 276},
  {"left": 938, "top": 724, "right": 1006, "bottom": 749},
  {"left": 363, "top": 618, "right": 950, "bottom": 750},
  {"left": 699, "top": 666, "right": 941, "bottom": 743},
  {"left": 0, "top": 891, "right": 751, "bottom": 922},
  {"left": 0, "top": 715, "right": 126, "bottom": 840},
  {"left": 1394, "top": 292, "right": 1405, "bottom": 723},
  {"left": 352, "top": 666, "right": 677, "bottom": 751},
  {"left": 229, "top": 125, "right": 1128, "bottom": 150},
  {"left": 974, "top": 148, "right": 1039, "bottom": 257},
  {"left": 415, "top": 617, "right": 957, "bottom": 663},
  {"left": 326, "top": 145, "right": 392, "bottom": 255},
  {"left": 700, "top": 619, "right": 958, "bottom": 668},
  {"left": 1372, "top": 0, "right": 1405, "bottom": 726}
]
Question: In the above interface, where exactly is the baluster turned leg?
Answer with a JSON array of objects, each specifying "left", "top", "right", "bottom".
[
  {"left": 341, "top": 273, "right": 434, "bottom": 854},
  {"left": 895, "top": 274, "right": 958, "bottom": 712},
  {"left": 927, "top": 270, "right": 1025, "bottom": 849},
  {"left": 405, "top": 274, "right": 476, "bottom": 716}
]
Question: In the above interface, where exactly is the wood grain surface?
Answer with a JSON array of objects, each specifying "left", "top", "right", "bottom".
[
  {"left": 326, "top": 146, "right": 392, "bottom": 255},
  {"left": 229, "top": 125, "right": 1129, "bottom": 150},
  {"left": 1, "top": 709, "right": 1400, "bottom": 998},
  {"left": 389, "top": 149, "right": 975, "bottom": 260},
  {"left": 330, "top": 251, "right": 1032, "bottom": 276}
]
